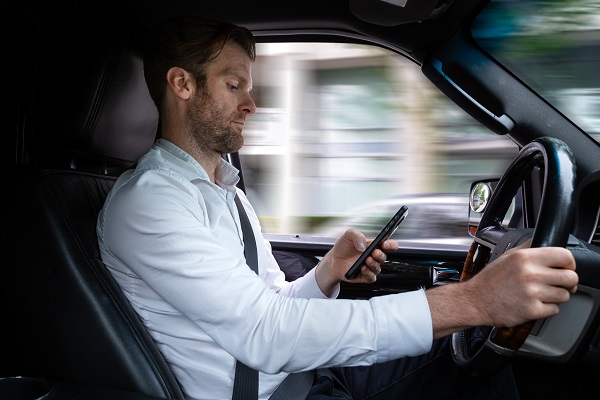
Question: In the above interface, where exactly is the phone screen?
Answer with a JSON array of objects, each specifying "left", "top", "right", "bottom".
[{"left": 344, "top": 205, "right": 408, "bottom": 280}]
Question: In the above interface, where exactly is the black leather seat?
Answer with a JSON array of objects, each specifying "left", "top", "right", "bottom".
[{"left": 4, "top": 38, "right": 184, "bottom": 399}]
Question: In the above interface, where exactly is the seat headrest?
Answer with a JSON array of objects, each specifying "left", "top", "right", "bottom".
[{"left": 34, "top": 40, "right": 158, "bottom": 170}]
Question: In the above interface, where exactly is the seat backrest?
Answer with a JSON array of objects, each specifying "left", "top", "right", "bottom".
[{"left": 4, "top": 33, "right": 184, "bottom": 399}]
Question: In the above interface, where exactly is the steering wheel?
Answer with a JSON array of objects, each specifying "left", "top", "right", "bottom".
[{"left": 451, "top": 136, "right": 576, "bottom": 377}]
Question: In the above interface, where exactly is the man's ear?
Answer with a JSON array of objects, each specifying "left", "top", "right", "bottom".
[{"left": 166, "top": 67, "right": 193, "bottom": 100}]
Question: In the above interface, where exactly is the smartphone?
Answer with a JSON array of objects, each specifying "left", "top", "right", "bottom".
[{"left": 344, "top": 205, "right": 408, "bottom": 280}]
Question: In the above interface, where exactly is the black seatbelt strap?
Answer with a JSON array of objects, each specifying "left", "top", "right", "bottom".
[
  {"left": 233, "top": 194, "right": 314, "bottom": 400},
  {"left": 234, "top": 195, "right": 258, "bottom": 275},
  {"left": 233, "top": 194, "right": 259, "bottom": 400},
  {"left": 269, "top": 370, "right": 314, "bottom": 400}
]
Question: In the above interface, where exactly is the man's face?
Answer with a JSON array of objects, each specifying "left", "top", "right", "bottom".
[{"left": 187, "top": 40, "right": 256, "bottom": 154}]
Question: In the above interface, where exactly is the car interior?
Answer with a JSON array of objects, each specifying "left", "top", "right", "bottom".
[
  {"left": 3, "top": 0, "right": 600, "bottom": 399},
  {"left": 5, "top": 38, "right": 183, "bottom": 398}
]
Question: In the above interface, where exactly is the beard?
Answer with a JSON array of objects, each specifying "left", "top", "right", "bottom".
[{"left": 186, "top": 90, "right": 245, "bottom": 155}]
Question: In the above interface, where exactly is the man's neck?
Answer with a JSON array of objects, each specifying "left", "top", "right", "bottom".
[{"left": 162, "top": 132, "right": 221, "bottom": 183}]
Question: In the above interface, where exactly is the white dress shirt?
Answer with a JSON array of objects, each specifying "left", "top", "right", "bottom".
[{"left": 97, "top": 139, "right": 433, "bottom": 400}]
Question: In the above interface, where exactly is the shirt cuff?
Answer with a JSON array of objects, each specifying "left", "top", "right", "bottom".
[
  {"left": 293, "top": 266, "right": 340, "bottom": 299},
  {"left": 370, "top": 288, "right": 433, "bottom": 362}
]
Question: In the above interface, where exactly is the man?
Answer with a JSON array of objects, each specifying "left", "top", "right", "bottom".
[{"left": 97, "top": 16, "right": 578, "bottom": 399}]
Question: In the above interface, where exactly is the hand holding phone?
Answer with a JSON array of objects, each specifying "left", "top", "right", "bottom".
[{"left": 344, "top": 205, "right": 408, "bottom": 280}]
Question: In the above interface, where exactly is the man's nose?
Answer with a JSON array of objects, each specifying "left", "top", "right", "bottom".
[{"left": 240, "top": 93, "right": 256, "bottom": 115}]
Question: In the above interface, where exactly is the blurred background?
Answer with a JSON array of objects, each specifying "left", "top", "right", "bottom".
[{"left": 239, "top": 0, "right": 600, "bottom": 242}]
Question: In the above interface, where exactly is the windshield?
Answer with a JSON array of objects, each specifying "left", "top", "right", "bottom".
[{"left": 472, "top": 0, "right": 600, "bottom": 143}]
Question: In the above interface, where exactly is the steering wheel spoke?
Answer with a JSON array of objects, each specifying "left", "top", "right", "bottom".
[{"left": 475, "top": 225, "right": 509, "bottom": 251}]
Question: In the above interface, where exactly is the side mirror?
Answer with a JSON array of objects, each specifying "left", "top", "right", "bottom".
[{"left": 467, "top": 179, "right": 523, "bottom": 237}]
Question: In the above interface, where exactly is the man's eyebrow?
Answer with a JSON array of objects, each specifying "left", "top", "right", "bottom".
[
  {"left": 221, "top": 65, "right": 250, "bottom": 81},
  {"left": 221, "top": 66, "right": 252, "bottom": 89}
]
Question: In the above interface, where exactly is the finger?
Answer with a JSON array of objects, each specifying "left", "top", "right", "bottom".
[
  {"left": 533, "top": 302, "right": 561, "bottom": 320},
  {"left": 369, "top": 248, "right": 387, "bottom": 263},
  {"left": 569, "top": 284, "right": 578, "bottom": 294},
  {"left": 344, "top": 228, "right": 367, "bottom": 252},
  {"left": 358, "top": 264, "right": 378, "bottom": 283},
  {"left": 541, "top": 285, "right": 573, "bottom": 305},
  {"left": 526, "top": 247, "right": 577, "bottom": 271},
  {"left": 365, "top": 258, "right": 381, "bottom": 274},
  {"left": 545, "top": 268, "right": 579, "bottom": 291},
  {"left": 381, "top": 239, "right": 398, "bottom": 251},
  {"left": 372, "top": 263, "right": 382, "bottom": 276},
  {"left": 504, "top": 246, "right": 576, "bottom": 272}
]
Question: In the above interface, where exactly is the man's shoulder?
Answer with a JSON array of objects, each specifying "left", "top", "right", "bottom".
[{"left": 138, "top": 145, "right": 211, "bottom": 183}]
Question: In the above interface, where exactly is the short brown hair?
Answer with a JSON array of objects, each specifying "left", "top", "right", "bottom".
[{"left": 143, "top": 16, "right": 256, "bottom": 113}]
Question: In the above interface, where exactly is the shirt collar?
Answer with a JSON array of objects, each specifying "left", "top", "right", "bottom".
[{"left": 154, "top": 139, "right": 240, "bottom": 192}]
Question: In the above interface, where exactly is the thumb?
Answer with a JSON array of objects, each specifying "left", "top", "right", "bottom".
[{"left": 343, "top": 228, "right": 367, "bottom": 253}]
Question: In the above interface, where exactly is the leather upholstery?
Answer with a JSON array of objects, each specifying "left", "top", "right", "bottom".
[
  {"left": 32, "top": 41, "right": 158, "bottom": 169},
  {"left": 4, "top": 38, "right": 184, "bottom": 399}
]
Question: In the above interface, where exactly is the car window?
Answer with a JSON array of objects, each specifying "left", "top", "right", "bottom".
[
  {"left": 472, "top": 0, "right": 600, "bottom": 143},
  {"left": 241, "top": 42, "right": 519, "bottom": 243}
]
